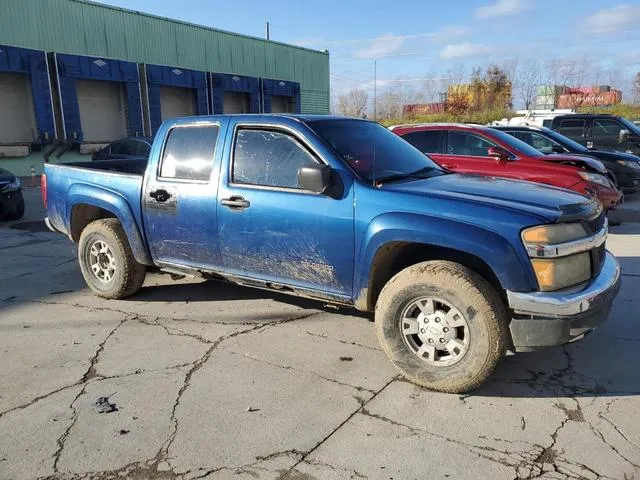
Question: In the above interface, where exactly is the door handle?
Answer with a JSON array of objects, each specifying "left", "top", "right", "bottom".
[
  {"left": 221, "top": 196, "right": 250, "bottom": 210},
  {"left": 149, "top": 189, "right": 172, "bottom": 203},
  {"left": 441, "top": 163, "right": 455, "bottom": 169}
]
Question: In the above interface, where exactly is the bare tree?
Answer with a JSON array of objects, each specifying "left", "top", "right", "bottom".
[
  {"left": 633, "top": 72, "right": 640, "bottom": 104},
  {"left": 516, "top": 58, "right": 541, "bottom": 110},
  {"left": 337, "top": 88, "right": 369, "bottom": 117}
]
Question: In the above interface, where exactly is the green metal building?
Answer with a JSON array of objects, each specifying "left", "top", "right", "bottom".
[{"left": 0, "top": 0, "right": 330, "bottom": 176}]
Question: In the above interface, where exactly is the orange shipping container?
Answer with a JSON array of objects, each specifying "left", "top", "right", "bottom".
[{"left": 556, "top": 91, "right": 622, "bottom": 108}]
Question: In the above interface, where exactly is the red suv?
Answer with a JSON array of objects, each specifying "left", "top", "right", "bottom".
[{"left": 391, "top": 123, "right": 622, "bottom": 211}]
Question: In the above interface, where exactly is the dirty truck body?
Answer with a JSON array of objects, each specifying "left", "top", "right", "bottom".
[{"left": 43, "top": 115, "right": 621, "bottom": 393}]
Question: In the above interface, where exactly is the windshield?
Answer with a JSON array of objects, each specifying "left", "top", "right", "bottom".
[
  {"left": 488, "top": 128, "right": 545, "bottom": 158},
  {"left": 619, "top": 117, "right": 640, "bottom": 136},
  {"left": 307, "top": 119, "right": 442, "bottom": 182},
  {"left": 538, "top": 127, "right": 589, "bottom": 152}
]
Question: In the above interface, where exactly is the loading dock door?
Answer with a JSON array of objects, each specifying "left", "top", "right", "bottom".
[
  {"left": 160, "top": 86, "right": 196, "bottom": 121},
  {"left": 0, "top": 72, "right": 37, "bottom": 144},
  {"left": 76, "top": 79, "right": 128, "bottom": 142},
  {"left": 222, "top": 91, "right": 250, "bottom": 113},
  {"left": 270, "top": 95, "right": 295, "bottom": 113}
]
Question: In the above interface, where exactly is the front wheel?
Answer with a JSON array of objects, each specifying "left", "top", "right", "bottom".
[
  {"left": 78, "top": 218, "right": 147, "bottom": 299},
  {"left": 375, "top": 261, "right": 509, "bottom": 393},
  {"left": 6, "top": 191, "right": 25, "bottom": 220}
]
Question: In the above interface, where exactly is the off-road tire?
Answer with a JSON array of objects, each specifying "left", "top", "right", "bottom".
[
  {"left": 375, "top": 261, "right": 509, "bottom": 393},
  {"left": 6, "top": 191, "right": 25, "bottom": 220},
  {"left": 78, "top": 218, "right": 146, "bottom": 299}
]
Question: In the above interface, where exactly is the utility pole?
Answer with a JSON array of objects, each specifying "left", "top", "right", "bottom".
[
  {"left": 265, "top": 22, "right": 270, "bottom": 40},
  {"left": 373, "top": 59, "right": 377, "bottom": 120}
]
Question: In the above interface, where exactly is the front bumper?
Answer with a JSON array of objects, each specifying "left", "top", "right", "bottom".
[{"left": 506, "top": 252, "right": 621, "bottom": 351}]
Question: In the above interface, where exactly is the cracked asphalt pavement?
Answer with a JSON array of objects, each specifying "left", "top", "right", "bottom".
[{"left": 1, "top": 189, "right": 639, "bottom": 480}]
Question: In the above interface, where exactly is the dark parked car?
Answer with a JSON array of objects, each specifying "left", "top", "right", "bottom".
[
  {"left": 92, "top": 137, "right": 153, "bottom": 161},
  {"left": 492, "top": 125, "right": 640, "bottom": 192},
  {"left": 0, "top": 167, "right": 25, "bottom": 221},
  {"left": 550, "top": 114, "right": 640, "bottom": 157}
]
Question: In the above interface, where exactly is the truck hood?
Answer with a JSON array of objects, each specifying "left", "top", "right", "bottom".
[
  {"left": 543, "top": 154, "right": 607, "bottom": 174},
  {"left": 383, "top": 173, "right": 597, "bottom": 222},
  {"left": 586, "top": 149, "right": 640, "bottom": 164}
]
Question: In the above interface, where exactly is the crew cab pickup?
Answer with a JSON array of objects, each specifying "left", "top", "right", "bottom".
[
  {"left": 551, "top": 114, "right": 640, "bottom": 157},
  {"left": 43, "top": 115, "right": 621, "bottom": 393}
]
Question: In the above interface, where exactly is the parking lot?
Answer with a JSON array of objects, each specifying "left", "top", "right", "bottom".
[{"left": 0, "top": 187, "right": 639, "bottom": 480}]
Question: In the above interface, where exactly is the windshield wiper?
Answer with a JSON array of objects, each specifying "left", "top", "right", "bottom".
[{"left": 374, "top": 166, "right": 438, "bottom": 184}]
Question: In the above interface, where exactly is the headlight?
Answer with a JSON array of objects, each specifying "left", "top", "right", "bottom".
[
  {"left": 522, "top": 223, "right": 588, "bottom": 245},
  {"left": 616, "top": 160, "right": 640, "bottom": 170},
  {"left": 531, "top": 253, "right": 591, "bottom": 291},
  {"left": 578, "top": 171, "right": 613, "bottom": 188},
  {"left": 522, "top": 223, "right": 593, "bottom": 291}
]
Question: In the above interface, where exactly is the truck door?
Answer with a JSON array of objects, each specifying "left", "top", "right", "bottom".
[
  {"left": 142, "top": 120, "right": 225, "bottom": 270},
  {"left": 216, "top": 122, "right": 354, "bottom": 297},
  {"left": 435, "top": 130, "right": 505, "bottom": 175},
  {"left": 589, "top": 117, "right": 626, "bottom": 153},
  {"left": 555, "top": 118, "right": 588, "bottom": 147}
]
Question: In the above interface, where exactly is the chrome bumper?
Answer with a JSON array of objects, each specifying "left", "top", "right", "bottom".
[
  {"left": 507, "top": 252, "right": 620, "bottom": 317},
  {"left": 506, "top": 252, "right": 621, "bottom": 351}
]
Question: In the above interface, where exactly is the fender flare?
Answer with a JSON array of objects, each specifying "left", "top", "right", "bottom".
[
  {"left": 353, "top": 213, "right": 535, "bottom": 310},
  {"left": 66, "top": 184, "right": 153, "bottom": 265}
]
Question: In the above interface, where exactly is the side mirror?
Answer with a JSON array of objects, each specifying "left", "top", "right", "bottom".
[
  {"left": 298, "top": 164, "right": 331, "bottom": 193},
  {"left": 619, "top": 129, "right": 630, "bottom": 143},
  {"left": 488, "top": 146, "right": 510, "bottom": 162},
  {"left": 551, "top": 144, "right": 565, "bottom": 153}
]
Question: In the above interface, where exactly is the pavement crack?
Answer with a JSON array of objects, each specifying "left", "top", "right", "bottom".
[
  {"left": 225, "top": 350, "right": 377, "bottom": 394},
  {"left": 598, "top": 399, "right": 640, "bottom": 451},
  {"left": 82, "top": 314, "right": 133, "bottom": 382},
  {"left": 51, "top": 384, "right": 88, "bottom": 473},
  {"left": 279, "top": 376, "right": 398, "bottom": 479},
  {"left": 0, "top": 313, "right": 132, "bottom": 420},
  {"left": 304, "top": 330, "right": 382, "bottom": 351},
  {"left": 152, "top": 311, "right": 324, "bottom": 471}
]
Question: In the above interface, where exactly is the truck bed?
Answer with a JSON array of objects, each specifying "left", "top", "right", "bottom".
[
  {"left": 44, "top": 158, "right": 146, "bottom": 240},
  {"left": 63, "top": 158, "right": 148, "bottom": 176}
]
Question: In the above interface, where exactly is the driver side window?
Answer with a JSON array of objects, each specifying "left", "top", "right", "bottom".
[
  {"left": 232, "top": 129, "right": 319, "bottom": 189},
  {"left": 447, "top": 132, "right": 495, "bottom": 157}
]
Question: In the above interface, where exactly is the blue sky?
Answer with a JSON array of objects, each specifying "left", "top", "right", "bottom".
[{"left": 98, "top": 0, "right": 640, "bottom": 101}]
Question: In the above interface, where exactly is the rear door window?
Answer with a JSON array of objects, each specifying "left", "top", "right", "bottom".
[
  {"left": 159, "top": 125, "right": 219, "bottom": 181},
  {"left": 556, "top": 119, "right": 586, "bottom": 138},
  {"left": 232, "top": 129, "right": 319, "bottom": 189},
  {"left": 401, "top": 130, "right": 444, "bottom": 154},
  {"left": 511, "top": 131, "right": 558, "bottom": 154},
  {"left": 592, "top": 119, "right": 623, "bottom": 138},
  {"left": 447, "top": 131, "right": 495, "bottom": 157}
]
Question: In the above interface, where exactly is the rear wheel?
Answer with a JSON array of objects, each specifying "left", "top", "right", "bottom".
[
  {"left": 375, "top": 261, "right": 509, "bottom": 393},
  {"left": 78, "top": 218, "right": 146, "bottom": 299}
]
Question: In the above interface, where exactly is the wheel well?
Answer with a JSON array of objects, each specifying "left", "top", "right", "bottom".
[
  {"left": 365, "top": 242, "right": 504, "bottom": 311},
  {"left": 70, "top": 204, "right": 117, "bottom": 242}
]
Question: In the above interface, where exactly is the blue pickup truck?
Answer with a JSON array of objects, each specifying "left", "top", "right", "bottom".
[{"left": 43, "top": 115, "right": 621, "bottom": 393}]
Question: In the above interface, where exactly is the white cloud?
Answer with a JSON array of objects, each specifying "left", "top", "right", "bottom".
[
  {"left": 474, "top": 0, "right": 533, "bottom": 19},
  {"left": 440, "top": 43, "right": 492, "bottom": 59},
  {"left": 354, "top": 33, "right": 405, "bottom": 59},
  {"left": 582, "top": 4, "right": 640, "bottom": 34}
]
